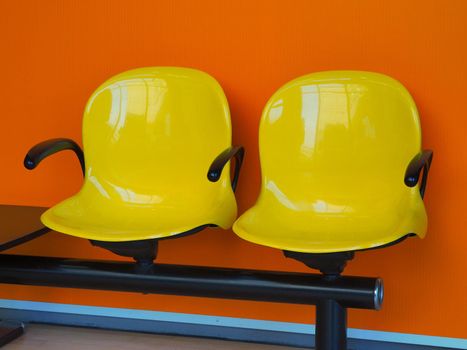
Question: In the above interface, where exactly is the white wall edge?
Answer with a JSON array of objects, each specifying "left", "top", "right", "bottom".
[{"left": 0, "top": 299, "right": 465, "bottom": 349}]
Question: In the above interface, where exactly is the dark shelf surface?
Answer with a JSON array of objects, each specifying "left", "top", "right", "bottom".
[{"left": 0, "top": 205, "right": 49, "bottom": 252}]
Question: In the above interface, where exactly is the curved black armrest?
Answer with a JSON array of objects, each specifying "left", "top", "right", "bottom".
[
  {"left": 207, "top": 146, "right": 245, "bottom": 192},
  {"left": 24, "top": 138, "right": 85, "bottom": 176},
  {"left": 404, "top": 150, "right": 433, "bottom": 199}
]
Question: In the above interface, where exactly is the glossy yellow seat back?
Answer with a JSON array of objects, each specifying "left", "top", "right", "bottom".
[
  {"left": 83, "top": 67, "right": 231, "bottom": 201},
  {"left": 234, "top": 71, "right": 427, "bottom": 253},
  {"left": 42, "top": 67, "right": 237, "bottom": 241}
]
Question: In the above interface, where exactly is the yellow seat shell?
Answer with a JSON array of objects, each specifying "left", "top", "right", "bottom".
[
  {"left": 42, "top": 67, "right": 237, "bottom": 241},
  {"left": 233, "top": 71, "right": 427, "bottom": 253}
]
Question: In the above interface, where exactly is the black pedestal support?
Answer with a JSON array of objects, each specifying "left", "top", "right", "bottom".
[
  {"left": 0, "top": 321, "right": 24, "bottom": 347},
  {"left": 316, "top": 299, "right": 347, "bottom": 350}
]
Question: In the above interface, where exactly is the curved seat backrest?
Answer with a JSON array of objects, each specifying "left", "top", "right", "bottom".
[
  {"left": 82, "top": 67, "right": 232, "bottom": 205},
  {"left": 259, "top": 71, "right": 422, "bottom": 205}
]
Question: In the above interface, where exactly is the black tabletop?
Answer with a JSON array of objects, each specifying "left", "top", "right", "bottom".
[{"left": 0, "top": 205, "right": 49, "bottom": 252}]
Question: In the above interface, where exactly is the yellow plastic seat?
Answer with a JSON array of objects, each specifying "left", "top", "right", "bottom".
[
  {"left": 233, "top": 71, "right": 429, "bottom": 253},
  {"left": 32, "top": 67, "right": 240, "bottom": 242}
]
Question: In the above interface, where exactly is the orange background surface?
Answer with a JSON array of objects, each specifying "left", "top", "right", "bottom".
[{"left": 0, "top": 0, "right": 466, "bottom": 339}]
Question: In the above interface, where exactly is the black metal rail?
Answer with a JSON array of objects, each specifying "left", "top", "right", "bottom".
[{"left": 0, "top": 254, "right": 383, "bottom": 350}]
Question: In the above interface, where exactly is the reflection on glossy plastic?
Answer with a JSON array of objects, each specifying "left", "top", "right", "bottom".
[
  {"left": 233, "top": 71, "right": 427, "bottom": 253},
  {"left": 42, "top": 67, "right": 237, "bottom": 241}
]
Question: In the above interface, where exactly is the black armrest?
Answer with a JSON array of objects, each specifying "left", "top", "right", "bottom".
[
  {"left": 404, "top": 150, "right": 433, "bottom": 199},
  {"left": 207, "top": 146, "right": 245, "bottom": 192},
  {"left": 24, "top": 138, "right": 85, "bottom": 176}
]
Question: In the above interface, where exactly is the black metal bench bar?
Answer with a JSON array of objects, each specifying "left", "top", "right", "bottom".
[{"left": 0, "top": 254, "right": 383, "bottom": 350}]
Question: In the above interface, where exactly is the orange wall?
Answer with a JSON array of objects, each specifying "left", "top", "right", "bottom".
[{"left": 1, "top": 0, "right": 466, "bottom": 339}]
